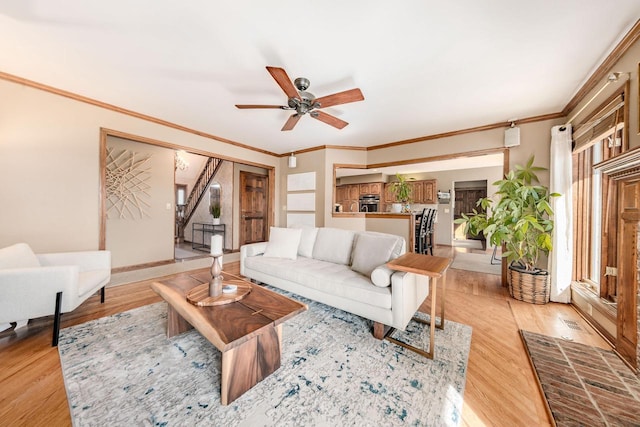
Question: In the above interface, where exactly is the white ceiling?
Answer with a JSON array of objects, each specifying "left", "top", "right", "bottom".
[{"left": 1, "top": 1, "right": 639, "bottom": 155}]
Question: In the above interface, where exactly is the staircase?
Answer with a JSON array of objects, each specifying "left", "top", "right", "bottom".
[{"left": 183, "top": 157, "right": 224, "bottom": 225}]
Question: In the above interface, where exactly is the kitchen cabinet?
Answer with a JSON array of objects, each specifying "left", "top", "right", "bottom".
[
  {"left": 336, "top": 184, "right": 360, "bottom": 212},
  {"left": 348, "top": 184, "right": 360, "bottom": 200},
  {"left": 383, "top": 183, "right": 396, "bottom": 203},
  {"left": 413, "top": 179, "right": 437, "bottom": 204},
  {"left": 409, "top": 181, "right": 423, "bottom": 203},
  {"left": 336, "top": 180, "right": 426, "bottom": 213},
  {"left": 383, "top": 179, "right": 436, "bottom": 204},
  {"left": 359, "top": 182, "right": 381, "bottom": 195},
  {"left": 422, "top": 180, "right": 436, "bottom": 203}
]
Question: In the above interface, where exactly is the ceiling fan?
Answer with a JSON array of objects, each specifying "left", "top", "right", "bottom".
[{"left": 235, "top": 66, "right": 364, "bottom": 131}]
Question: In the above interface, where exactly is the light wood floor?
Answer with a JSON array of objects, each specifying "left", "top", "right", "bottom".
[{"left": 0, "top": 248, "right": 611, "bottom": 427}]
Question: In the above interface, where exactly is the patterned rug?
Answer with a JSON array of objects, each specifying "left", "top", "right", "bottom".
[
  {"left": 520, "top": 330, "right": 640, "bottom": 426},
  {"left": 58, "top": 292, "right": 472, "bottom": 426}
]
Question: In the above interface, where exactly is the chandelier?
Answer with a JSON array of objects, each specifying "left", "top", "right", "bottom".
[{"left": 175, "top": 150, "right": 189, "bottom": 171}]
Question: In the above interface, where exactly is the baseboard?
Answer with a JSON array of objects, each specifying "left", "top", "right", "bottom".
[{"left": 571, "top": 282, "right": 616, "bottom": 345}]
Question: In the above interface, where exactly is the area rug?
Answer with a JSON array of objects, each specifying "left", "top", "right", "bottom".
[
  {"left": 450, "top": 252, "right": 501, "bottom": 275},
  {"left": 58, "top": 292, "right": 472, "bottom": 426},
  {"left": 520, "top": 330, "right": 640, "bottom": 426}
]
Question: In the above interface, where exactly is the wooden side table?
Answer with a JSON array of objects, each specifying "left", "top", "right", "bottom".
[{"left": 386, "top": 252, "right": 452, "bottom": 359}]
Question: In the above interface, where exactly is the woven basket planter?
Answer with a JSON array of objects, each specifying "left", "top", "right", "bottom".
[{"left": 508, "top": 264, "right": 550, "bottom": 304}]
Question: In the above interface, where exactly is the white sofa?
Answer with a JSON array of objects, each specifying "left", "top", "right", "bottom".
[
  {"left": 0, "top": 243, "right": 111, "bottom": 345},
  {"left": 240, "top": 227, "right": 429, "bottom": 337}
]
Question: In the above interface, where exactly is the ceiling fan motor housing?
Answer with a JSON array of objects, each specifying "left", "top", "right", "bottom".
[
  {"left": 288, "top": 90, "right": 317, "bottom": 115},
  {"left": 294, "top": 77, "right": 310, "bottom": 91}
]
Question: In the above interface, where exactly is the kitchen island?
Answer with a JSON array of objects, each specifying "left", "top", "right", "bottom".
[{"left": 332, "top": 211, "right": 419, "bottom": 252}]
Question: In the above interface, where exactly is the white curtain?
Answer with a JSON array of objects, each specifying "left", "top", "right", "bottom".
[{"left": 549, "top": 125, "right": 573, "bottom": 303}]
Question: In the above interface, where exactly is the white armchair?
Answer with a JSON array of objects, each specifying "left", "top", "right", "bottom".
[{"left": 0, "top": 243, "right": 111, "bottom": 346}]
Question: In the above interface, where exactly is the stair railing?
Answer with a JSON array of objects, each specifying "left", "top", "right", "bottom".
[{"left": 182, "top": 157, "right": 223, "bottom": 225}]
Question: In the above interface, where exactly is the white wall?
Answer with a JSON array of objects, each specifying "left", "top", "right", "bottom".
[
  {"left": 106, "top": 136, "right": 174, "bottom": 268},
  {"left": 0, "top": 79, "right": 279, "bottom": 259},
  {"left": 365, "top": 120, "right": 561, "bottom": 188},
  {"left": 0, "top": 75, "right": 563, "bottom": 262},
  {"left": 313, "top": 120, "right": 560, "bottom": 237}
]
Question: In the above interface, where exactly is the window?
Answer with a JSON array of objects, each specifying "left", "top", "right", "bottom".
[
  {"left": 176, "top": 184, "right": 187, "bottom": 206},
  {"left": 572, "top": 90, "right": 625, "bottom": 300}
]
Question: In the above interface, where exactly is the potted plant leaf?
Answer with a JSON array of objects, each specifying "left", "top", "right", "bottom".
[
  {"left": 210, "top": 203, "right": 221, "bottom": 225},
  {"left": 391, "top": 173, "right": 412, "bottom": 213},
  {"left": 454, "top": 156, "right": 558, "bottom": 304}
]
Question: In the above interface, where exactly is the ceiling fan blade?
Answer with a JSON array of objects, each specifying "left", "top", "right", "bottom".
[
  {"left": 282, "top": 114, "right": 302, "bottom": 131},
  {"left": 314, "top": 88, "right": 364, "bottom": 109},
  {"left": 311, "top": 111, "right": 348, "bottom": 129},
  {"left": 235, "top": 104, "right": 285, "bottom": 109},
  {"left": 266, "top": 66, "right": 300, "bottom": 100}
]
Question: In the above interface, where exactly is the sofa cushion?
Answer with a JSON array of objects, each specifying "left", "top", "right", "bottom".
[
  {"left": 0, "top": 243, "right": 40, "bottom": 269},
  {"left": 371, "top": 265, "right": 394, "bottom": 288},
  {"left": 293, "top": 226, "right": 318, "bottom": 258},
  {"left": 244, "top": 255, "right": 391, "bottom": 309},
  {"left": 351, "top": 233, "right": 398, "bottom": 277},
  {"left": 263, "top": 227, "right": 302, "bottom": 260},
  {"left": 312, "top": 228, "right": 355, "bottom": 265}
]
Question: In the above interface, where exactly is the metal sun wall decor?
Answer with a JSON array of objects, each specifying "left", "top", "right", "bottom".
[{"left": 106, "top": 147, "right": 152, "bottom": 219}]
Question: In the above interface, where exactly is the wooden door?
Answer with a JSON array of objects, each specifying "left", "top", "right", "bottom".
[
  {"left": 240, "top": 172, "right": 268, "bottom": 245},
  {"left": 617, "top": 180, "right": 639, "bottom": 368},
  {"left": 454, "top": 187, "right": 487, "bottom": 242},
  {"left": 454, "top": 188, "right": 486, "bottom": 217}
]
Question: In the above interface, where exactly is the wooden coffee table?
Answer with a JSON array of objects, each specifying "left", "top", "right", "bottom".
[
  {"left": 151, "top": 271, "right": 307, "bottom": 405},
  {"left": 386, "top": 253, "right": 452, "bottom": 359}
]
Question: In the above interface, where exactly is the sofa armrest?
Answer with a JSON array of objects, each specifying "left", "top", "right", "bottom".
[
  {"left": 0, "top": 266, "right": 79, "bottom": 322},
  {"left": 389, "top": 271, "right": 430, "bottom": 331},
  {"left": 37, "top": 250, "right": 111, "bottom": 272},
  {"left": 240, "top": 242, "right": 268, "bottom": 276}
]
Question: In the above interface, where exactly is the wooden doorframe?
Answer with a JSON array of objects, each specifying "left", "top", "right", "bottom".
[
  {"left": 595, "top": 146, "right": 640, "bottom": 370},
  {"left": 616, "top": 179, "right": 639, "bottom": 369},
  {"left": 239, "top": 170, "right": 272, "bottom": 245}
]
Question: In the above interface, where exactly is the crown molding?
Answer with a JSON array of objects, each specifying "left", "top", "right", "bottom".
[
  {"left": 0, "top": 71, "right": 280, "bottom": 158},
  {"left": 5, "top": 15, "right": 639, "bottom": 160},
  {"left": 563, "top": 19, "right": 640, "bottom": 116}
]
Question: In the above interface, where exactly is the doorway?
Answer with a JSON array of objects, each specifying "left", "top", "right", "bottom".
[
  {"left": 453, "top": 180, "right": 487, "bottom": 250},
  {"left": 174, "top": 151, "right": 214, "bottom": 261},
  {"left": 100, "top": 128, "right": 275, "bottom": 270}
]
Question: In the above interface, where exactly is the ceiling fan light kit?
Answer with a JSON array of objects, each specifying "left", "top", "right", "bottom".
[{"left": 235, "top": 66, "right": 364, "bottom": 131}]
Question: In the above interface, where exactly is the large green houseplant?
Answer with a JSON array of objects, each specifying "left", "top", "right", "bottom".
[{"left": 454, "top": 156, "right": 558, "bottom": 303}]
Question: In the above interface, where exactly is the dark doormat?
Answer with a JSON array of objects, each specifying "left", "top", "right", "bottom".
[{"left": 520, "top": 330, "right": 640, "bottom": 426}]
